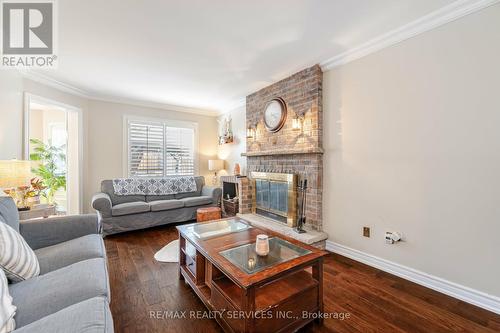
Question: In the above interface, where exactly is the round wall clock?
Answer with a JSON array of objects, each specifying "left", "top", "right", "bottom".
[{"left": 263, "top": 98, "right": 287, "bottom": 133}]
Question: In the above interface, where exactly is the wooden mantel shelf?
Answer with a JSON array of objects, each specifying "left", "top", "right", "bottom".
[{"left": 241, "top": 148, "right": 324, "bottom": 157}]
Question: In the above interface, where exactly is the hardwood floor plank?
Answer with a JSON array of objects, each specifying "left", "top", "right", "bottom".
[
  {"left": 391, "top": 280, "right": 500, "bottom": 328},
  {"left": 325, "top": 283, "right": 409, "bottom": 333},
  {"left": 105, "top": 225, "right": 500, "bottom": 333},
  {"left": 331, "top": 263, "right": 498, "bottom": 333}
]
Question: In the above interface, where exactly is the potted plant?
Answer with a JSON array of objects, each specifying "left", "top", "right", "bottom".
[
  {"left": 29, "top": 139, "right": 67, "bottom": 206},
  {"left": 24, "top": 178, "right": 46, "bottom": 208}
]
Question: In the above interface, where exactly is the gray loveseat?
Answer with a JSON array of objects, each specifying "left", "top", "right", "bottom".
[
  {"left": 92, "top": 176, "right": 222, "bottom": 236},
  {"left": 0, "top": 196, "right": 113, "bottom": 333}
]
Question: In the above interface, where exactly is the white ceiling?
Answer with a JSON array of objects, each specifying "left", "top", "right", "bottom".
[{"left": 35, "top": 0, "right": 460, "bottom": 113}]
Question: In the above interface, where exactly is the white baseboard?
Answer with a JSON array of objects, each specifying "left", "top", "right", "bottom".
[{"left": 325, "top": 240, "right": 500, "bottom": 314}]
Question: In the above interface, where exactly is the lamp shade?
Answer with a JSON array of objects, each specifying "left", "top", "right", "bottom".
[
  {"left": 0, "top": 160, "right": 32, "bottom": 189},
  {"left": 208, "top": 159, "right": 224, "bottom": 171}
]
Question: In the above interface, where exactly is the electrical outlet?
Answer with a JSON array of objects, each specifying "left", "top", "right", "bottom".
[
  {"left": 385, "top": 231, "right": 402, "bottom": 244},
  {"left": 363, "top": 227, "right": 370, "bottom": 238}
]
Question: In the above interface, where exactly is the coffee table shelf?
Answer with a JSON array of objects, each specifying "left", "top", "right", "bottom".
[
  {"left": 255, "top": 270, "right": 318, "bottom": 311},
  {"left": 212, "top": 269, "right": 318, "bottom": 312},
  {"left": 212, "top": 276, "right": 244, "bottom": 309}
]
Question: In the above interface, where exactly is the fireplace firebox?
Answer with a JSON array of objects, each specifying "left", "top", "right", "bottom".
[
  {"left": 251, "top": 172, "right": 297, "bottom": 227},
  {"left": 222, "top": 181, "right": 237, "bottom": 200}
]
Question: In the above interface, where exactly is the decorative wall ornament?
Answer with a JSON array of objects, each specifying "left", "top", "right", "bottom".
[
  {"left": 233, "top": 163, "right": 241, "bottom": 176},
  {"left": 218, "top": 116, "right": 234, "bottom": 145}
]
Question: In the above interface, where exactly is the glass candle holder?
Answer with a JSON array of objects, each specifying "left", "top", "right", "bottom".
[{"left": 255, "top": 234, "right": 269, "bottom": 256}]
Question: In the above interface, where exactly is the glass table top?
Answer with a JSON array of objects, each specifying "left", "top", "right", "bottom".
[
  {"left": 188, "top": 219, "right": 251, "bottom": 240},
  {"left": 219, "top": 237, "right": 311, "bottom": 274}
]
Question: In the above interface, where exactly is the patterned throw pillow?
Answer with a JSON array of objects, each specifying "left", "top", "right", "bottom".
[
  {"left": 0, "top": 269, "right": 16, "bottom": 333},
  {"left": 0, "top": 222, "right": 40, "bottom": 283}
]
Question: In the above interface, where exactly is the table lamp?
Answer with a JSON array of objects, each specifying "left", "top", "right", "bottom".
[
  {"left": 0, "top": 160, "right": 33, "bottom": 209},
  {"left": 208, "top": 159, "right": 224, "bottom": 185}
]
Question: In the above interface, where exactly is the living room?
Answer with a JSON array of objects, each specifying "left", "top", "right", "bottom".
[{"left": 0, "top": 1, "right": 499, "bottom": 332}]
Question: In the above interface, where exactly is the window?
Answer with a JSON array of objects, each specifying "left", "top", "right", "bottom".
[{"left": 126, "top": 118, "right": 197, "bottom": 177}]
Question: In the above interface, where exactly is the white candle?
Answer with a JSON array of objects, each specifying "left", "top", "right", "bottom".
[{"left": 255, "top": 234, "right": 269, "bottom": 256}]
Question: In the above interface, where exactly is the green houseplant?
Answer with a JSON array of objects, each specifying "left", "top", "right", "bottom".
[{"left": 29, "top": 138, "right": 67, "bottom": 205}]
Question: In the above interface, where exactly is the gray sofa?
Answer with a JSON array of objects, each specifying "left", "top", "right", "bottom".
[
  {"left": 0, "top": 196, "right": 113, "bottom": 333},
  {"left": 92, "top": 176, "right": 222, "bottom": 236}
]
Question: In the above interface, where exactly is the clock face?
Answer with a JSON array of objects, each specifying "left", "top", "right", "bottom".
[{"left": 264, "top": 98, "right": 286, "bottom": 132}]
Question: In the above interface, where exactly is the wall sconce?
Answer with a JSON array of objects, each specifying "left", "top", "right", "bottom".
[
  {"left": 292, "top": 114, "right": 304, "bottom": 131},
  {"left": 246, "top": 126, "right": 256, "bottom": 140}
]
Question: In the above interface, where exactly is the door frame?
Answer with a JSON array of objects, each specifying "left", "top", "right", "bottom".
[{"left": 23, "top": 93, "right": 84, "bottom": 214}]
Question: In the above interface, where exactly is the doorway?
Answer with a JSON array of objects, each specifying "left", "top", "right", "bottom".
[{"left": 24, "top": 94, "right": 82, "bottom": 215}]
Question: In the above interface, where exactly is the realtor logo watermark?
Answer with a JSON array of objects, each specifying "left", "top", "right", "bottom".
[{"left": 1, "top": 0, "right": 57, "bottom": 68}]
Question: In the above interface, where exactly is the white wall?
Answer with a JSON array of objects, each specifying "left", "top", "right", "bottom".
[
  {"left": 0, "top": 71, "right": 23, "bottom": 159},
  {"left": 323, "top": 4, "right": 500, "bottom": 297},
  {"left": 0, "top": 76, "right": 219, "bottom": 213},
  {"left": 217, "top": 105, "right": 247, "bottom": 177},
  {"left": 66, "top": 110, "right": 80, "bottom": 215},
  {"left": 86, "top": 99, "right": 218, "bottom": 211}
]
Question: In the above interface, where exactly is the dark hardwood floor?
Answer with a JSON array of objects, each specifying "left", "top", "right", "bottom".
[{"left": 105, "top": 223, "right": 500, "bottom": 333}]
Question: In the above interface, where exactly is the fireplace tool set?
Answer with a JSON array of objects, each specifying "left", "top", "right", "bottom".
[{"left": 295, "top": 179, "right": 307, "bottom": 233}]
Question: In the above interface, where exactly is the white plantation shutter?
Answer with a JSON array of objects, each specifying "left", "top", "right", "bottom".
[
  {"left": 166, "top": 127, "right": 195, "bottom": 176},
  {"left": 129, "top": 122, "right": 164, "bottom": 176},
  {"left": 127, "top": 119, "right": 196, "bottom": 177}
]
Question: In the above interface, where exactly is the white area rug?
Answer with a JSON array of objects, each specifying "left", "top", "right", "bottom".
[{"left": 154, "top": 239, "right": 179, "bottom": 263}]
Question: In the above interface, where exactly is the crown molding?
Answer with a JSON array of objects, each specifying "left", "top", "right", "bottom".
[
  {"left": 19, "top": 69, "right": 220, "bottom": 116},
  {"left": 217, "top": 98, "right": 246, "bottom": 116},
  {"left": 320, "top": 0, "right": 500, "bottom": 71},
  {"left": 19, "top": 69, "right": 90, "bottom": 98},
  {"left": 90, "top": 94, "right": 221, "bottom": 117}
]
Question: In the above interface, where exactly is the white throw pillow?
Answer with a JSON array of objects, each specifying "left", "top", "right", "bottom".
[
  {"left": 0, "top": 222, "right": 40, "bottom": 282},
  {"left": 0, "top": 269, "right": 16, "bottom": 333}
]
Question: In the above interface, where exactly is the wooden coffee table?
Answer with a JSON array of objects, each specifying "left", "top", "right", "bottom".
[{"left": 177, "top": 218, "right": 328, "bottom": 333}]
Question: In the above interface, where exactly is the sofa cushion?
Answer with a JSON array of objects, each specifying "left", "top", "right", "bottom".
[
  {"left": 9, "top": 258, "right": 109, "bottom": 327},
  {"left": 149, "top": 200, "right": 184, "bottom": 212},
  {"left": 111, "top": 202, "right": 150, "bottom": 216},
  {"left": 179, "top": 196, "right": 213, "bottom": 207},
  {"left": 35, "top": 234, "right": 105, "bottom": 275},
  {"left": 101, "top": 180, "right": 145, "bottom": 205},
  {"left": 145, "top": 194, "right": 175, "bottom": 202},
  {"left": 0, "top": 222, "right": 40, "bottom": 283},
  {"left": 174, "top": 176, "right": 204, "bottom": 199},
  {"left": 12, "top": 297, "right": 113, "bottom": 333},
  {"left": 0, "top": 197, "right": 20, "bottom": 232}
]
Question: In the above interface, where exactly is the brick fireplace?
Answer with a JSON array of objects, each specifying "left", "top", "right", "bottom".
[{"left": 236, "top": 65, "right": 327, "bottom": 248}]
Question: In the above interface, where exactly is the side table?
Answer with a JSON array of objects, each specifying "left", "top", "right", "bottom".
[
  {"left": 222, "top": 199, "right": 239, "bottom": 217},
  {"left": 196, "top": 207, "right": 222, "bottom": 222},
  {"left": 18, "top": 205, "right": 56, "bottom": 220}
]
